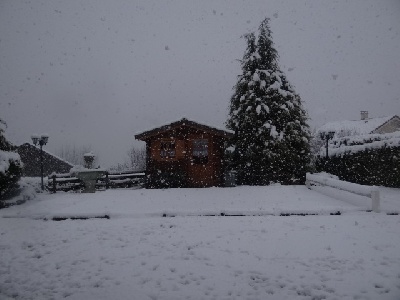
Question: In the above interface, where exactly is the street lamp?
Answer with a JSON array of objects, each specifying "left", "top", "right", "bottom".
[
  {"left": 319, "top": 131, "right": 335, "bottom": 159},
  {"left": 31, "top": 134, "right": 49, "bottom": 191}
]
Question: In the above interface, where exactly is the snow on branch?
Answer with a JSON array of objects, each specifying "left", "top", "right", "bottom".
[{"left": 0, "top": 150, "right": 22, "bottom": 175}]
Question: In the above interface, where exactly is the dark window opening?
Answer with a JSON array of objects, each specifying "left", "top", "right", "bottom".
[
  {"left": 160, "top": 141, "right": 176, "bottom": 158},
  {"left": 193, "top": 139, "right": 208, "bottom": 164}
]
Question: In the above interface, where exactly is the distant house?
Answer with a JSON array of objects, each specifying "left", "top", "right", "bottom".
[
  {"left": 135, "top": 118, "right": 234, "bottom": 188},
  {"left": 318, "top": 111, "right": 400, "bottom": 138},
  {"left": 17, "top": 143, "right": 74, "bottom": 177}
]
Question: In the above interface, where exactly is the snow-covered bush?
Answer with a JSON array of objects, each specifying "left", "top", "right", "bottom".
[
  {"left": 1, "top": 177, "right": 37, "bottom": 208},
  {"left": 316, "top": 133, "right": 400, "bottom": 187},
  {"left": 0, "top": 150, "right": 23, "bottom": 200},
  {"left": 320, "top": 131, "right": 400, "bottom": 157},
  {"left": 0, "top": 150, "right": 22, "bottom": 200},
  {"left": 146, "top": 170, "right": 187, "bottom": 189},
  {"left": 0, "top": 119, "right": 23, "bottom": 201}
]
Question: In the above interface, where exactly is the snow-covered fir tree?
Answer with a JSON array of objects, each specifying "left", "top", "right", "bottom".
[
  {"left": 0, "top": 118, "right": 22, "bottom": 200},
  {"left": 226, "top": 18, "right": 311, "bottom": 185}
]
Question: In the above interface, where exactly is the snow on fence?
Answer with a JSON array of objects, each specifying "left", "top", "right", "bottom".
[
  {"left": 47, "top": 173, "right": 83, "bottom": 192},
  {"left": 306, "top": 173, "right": 380, "bottom": 212},
  {"left": 47, "top": 170, "right": 145, "bottom": 193}
]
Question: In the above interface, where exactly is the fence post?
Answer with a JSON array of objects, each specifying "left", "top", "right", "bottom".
[
  {"left": 371, "top": 189, "right": 380, "bottom": 213},
  {"left": 105, "top": 172, "right": 109, "bottom": 189},
  {"left": 52, "top": 175, "right": 57, "bottom": 194}
]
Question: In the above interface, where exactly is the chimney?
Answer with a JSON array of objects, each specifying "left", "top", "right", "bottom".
[{"left": 360, "top": 111, "right": 368, "bottom": 120}]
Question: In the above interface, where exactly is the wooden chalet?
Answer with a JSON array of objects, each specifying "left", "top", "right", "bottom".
[{"left": 135, "top": 118, "right": 234, "bottom": 188}]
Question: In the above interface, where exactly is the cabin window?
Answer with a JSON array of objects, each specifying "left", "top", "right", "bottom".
[
  {"left": 192, "top": 139, "right": 208, "bottom": 164},
  {"left": 160, "top": 141, "right": 176, "bottom": 158}
]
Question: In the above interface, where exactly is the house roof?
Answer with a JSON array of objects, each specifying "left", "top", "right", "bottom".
[
  {"left": 135, "top": 118, "right": 234, "bottom": 141},
  {"left": 317, "top": 115, "right": 399, "bottom": 137},
  {"left": 18, "top": 143, "right": 74, "bottom": 167}
]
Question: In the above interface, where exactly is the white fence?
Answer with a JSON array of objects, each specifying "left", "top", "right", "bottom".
[{"left": 306, "top": 173, "right": 380, "bottom": 212}]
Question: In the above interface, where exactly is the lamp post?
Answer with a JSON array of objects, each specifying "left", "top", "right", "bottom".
[
  {"left": 31, "top": 134, "right": 49, "bottom": 191},
  {"left": 319, "top": 131, "right": 335, "bottom": 159}
]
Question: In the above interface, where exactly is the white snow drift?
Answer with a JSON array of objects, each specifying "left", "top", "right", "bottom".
[{"left": 0, "top": 185, "right": 399, "bottom": 300}]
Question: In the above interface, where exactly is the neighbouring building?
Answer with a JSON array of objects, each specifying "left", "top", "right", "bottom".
[
  {"left": 17, "top": 143, "right": 74, "bottom": 177},
  {"left": 315, "top": 112, "right": 400, "bottom": 188},
  {"left": 135, "top": 118, "right": 234, "bottom": 188},
  {"left": 318, "top": 111, "right": 400, "bottom": 138}
]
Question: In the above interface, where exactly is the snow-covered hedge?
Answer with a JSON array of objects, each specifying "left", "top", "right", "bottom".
[
  {"left": 0, "top": 150, "right": 21, "bottom": 174},
  {"left": 0, "top": 150, "right": 23, "bottom": 200},
  {"left": 319, "top": 131, "right": 400, "bottom": 157},
  {"left": 316, "top": 136, "right": 400, "bottom": 187}
]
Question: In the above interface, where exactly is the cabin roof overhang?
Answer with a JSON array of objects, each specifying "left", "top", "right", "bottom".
[{"left": 135, "top": 118, "right": 234, "bottom": 141}]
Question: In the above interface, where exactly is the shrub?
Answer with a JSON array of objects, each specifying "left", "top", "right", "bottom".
[
  {"left": 316, "top": 146, "right": 400, "bottom": 188},
  {"left": 0, "top": 150, "right": 23, "bottom": 200},
  {"left": 147, "top": 171, "right": 187, "bottom": 189}
]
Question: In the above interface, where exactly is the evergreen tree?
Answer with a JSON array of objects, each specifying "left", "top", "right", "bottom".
[
  {"left": 227, "top": 18, "right": 311, "bottom": 185},
  {"left": 0, "top": 118, "right": 22, "bottom": 200},
  {"left": 0, "top": 119, "right": 14, "bottom": 151}
]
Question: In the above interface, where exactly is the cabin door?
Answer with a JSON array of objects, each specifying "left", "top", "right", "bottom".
[{"left": 187, "top": 138, "right": 214, "bottom": 187}]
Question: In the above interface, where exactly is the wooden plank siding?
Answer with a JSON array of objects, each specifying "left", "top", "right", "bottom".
[{"left": 135, "top": 118, "right": 233, "bottom": 188}]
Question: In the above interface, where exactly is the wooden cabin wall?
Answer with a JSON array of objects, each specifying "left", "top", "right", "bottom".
[{"left": 143, "top": 127, "right": 228, "bottom": 188}]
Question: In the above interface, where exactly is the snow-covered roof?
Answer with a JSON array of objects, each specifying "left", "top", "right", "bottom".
[
  {"left": 135, "top": 118, "right": 234, "bottom": 141},
  {"left": 18, "top": 143, "right": 74, "bottom": 167},
  {"left": 318, "top": 115, "right": 398, "bottom": 137}
]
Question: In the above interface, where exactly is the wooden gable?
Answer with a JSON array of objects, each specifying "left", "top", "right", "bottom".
[{"left": 135, "top": 118, "right": 233, "bottom": 141}]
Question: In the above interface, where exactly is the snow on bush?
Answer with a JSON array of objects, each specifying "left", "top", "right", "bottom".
[
  {"left": 1, "top": 177, "right": 38, "bottom": 207},
  {"left": 320, "top": 131, "right": 400, "bottom": 157},
  {"left": 0, "top": 150, "right": 23, "bottom": 200},
  {"left": 315, "top": 133, "right": 400, "bottom": 187},
  {"left": 0, "top": 149, "right": 22, "bottom": 175}
]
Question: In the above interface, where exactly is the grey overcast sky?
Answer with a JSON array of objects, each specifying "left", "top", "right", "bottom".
[{"left": 1, "top": 0, "right": 399, "bottom": 167}]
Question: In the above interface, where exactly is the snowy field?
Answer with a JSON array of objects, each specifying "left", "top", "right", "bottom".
[{"left": 1, "top": 186, "right": 399, "bottom": 300}]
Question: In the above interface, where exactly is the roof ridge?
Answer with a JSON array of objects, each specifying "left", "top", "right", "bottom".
[{"left": 135, "top": 118, "right": 234, "bottom": 140}]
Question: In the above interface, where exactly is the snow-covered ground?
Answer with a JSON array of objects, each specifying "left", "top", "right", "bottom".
[{"left": 1, "top": 186, "right": 399, "bottom": 300}]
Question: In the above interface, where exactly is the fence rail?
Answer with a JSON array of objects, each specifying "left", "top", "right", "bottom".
[
  {"left": 47, "top": 170, "right": 145, "bottom": 193},
  {"left": 306, "top": 173, "right": 380, "bottom": 212}
]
